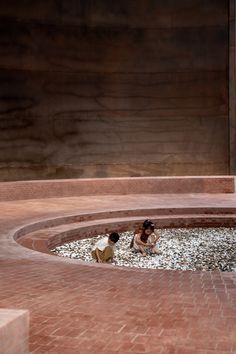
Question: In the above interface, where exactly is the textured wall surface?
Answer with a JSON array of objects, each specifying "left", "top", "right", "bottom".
[
  {"left": 0, "top": 0, "right": 229, "bottom": 180},
  {"left": 229, "top": 0, "right": 236, "bottom": 174}
]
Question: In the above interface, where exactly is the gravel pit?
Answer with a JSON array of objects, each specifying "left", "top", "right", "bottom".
[{"left": 52, "top": 227, "right": 236, "bottom": 271}]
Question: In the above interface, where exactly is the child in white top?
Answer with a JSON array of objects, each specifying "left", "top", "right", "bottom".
[{"left": 92, "top": 232, "right": 120, "bottom": 263}]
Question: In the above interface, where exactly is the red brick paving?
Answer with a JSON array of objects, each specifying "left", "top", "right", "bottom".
[{"left": 0, "top": 193, "right": 236, "bottom": 353}]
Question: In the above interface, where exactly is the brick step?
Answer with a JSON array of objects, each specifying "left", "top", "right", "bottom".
[
  {"left": 14, "top": 206, "right": 236, "bottom": 240},
  {"left": 16, "top": 213, "right": 236, "bottom": 254}
]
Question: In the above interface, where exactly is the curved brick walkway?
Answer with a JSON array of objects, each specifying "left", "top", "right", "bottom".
[{"left": 0, "top": 193, "right": 236, "bottom": 354}]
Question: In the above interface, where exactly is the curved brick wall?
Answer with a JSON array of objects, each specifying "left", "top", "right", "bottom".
[{"left": 15, "top": 205, "right": 236, "bottom": 255}]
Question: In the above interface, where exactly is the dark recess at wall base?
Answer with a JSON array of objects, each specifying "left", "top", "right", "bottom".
[{"left": 0, "top": 162, "right": 229, "bottom": 182}]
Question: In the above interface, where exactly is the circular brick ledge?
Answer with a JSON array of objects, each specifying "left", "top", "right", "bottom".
[{"left": 15, "top": 207, "right": 236, "bottom": 257}]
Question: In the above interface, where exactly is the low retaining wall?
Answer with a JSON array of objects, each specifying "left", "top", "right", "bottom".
[
  {"left": 15, "top": 211, "right": 236, "bottom": 255},
  {"left": 0, "top": 176, "right": 234, "bottom": 201}
]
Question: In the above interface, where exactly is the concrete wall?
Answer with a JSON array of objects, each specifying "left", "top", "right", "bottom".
[{"left": 0, "top": 0, "right": 229, "bottom": 180}]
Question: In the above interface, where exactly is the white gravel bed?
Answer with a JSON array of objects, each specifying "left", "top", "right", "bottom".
[{"left": 52, "top": 227, "right": 236, "bottom": 271}]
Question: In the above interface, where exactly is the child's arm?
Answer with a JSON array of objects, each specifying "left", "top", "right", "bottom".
[
  {"left": 148, "top": 231, "right": 160, "bottom": 247},
  {"left": 135, "top": 234, "right": 152, "bottom": 247},
  {"left": 95, "top": 248, "right": 102, "bottom": 263},
  {"left": 153, "top": 229, "right": 160, "bottom": 242}
]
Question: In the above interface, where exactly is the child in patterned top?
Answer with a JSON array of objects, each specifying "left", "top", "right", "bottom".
[{"left": 130, "top": 219, "right": 161, "bottom": 257}]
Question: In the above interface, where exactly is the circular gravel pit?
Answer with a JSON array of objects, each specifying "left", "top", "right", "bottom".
[{"left": 52, "top": 227, "right": 236, "bottom": 271}]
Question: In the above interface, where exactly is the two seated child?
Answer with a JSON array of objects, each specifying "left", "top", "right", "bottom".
[{"left": 91, "top": 220, "right": 160, "bottom": 263}]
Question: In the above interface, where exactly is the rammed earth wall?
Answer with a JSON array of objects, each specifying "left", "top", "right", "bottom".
[{"left": 0, "top": 0, "right": 230, "bottom": 180}]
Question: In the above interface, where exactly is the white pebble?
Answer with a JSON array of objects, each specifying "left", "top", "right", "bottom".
[{"left": 52, "top": 228, "right": 236, "bottom": 272}]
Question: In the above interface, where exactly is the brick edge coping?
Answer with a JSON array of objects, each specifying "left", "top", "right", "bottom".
[
  {"left": 0, "top": 176, "right": 234, "bottom": 201},
  {"left": 14, "top": 207, "right": 236, "bottom": 261}
]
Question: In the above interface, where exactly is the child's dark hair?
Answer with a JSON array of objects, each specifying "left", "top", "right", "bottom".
[
  {"left": 109, "top": 232, "right": 120, "bottom": 243},
  {"left": 143, "top": 219, "right": 155, "bottom": 231}
]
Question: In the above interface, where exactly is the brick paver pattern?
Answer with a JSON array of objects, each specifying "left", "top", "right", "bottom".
[{"left": 0, "top": 194, "right": 236, "bottom": 354}]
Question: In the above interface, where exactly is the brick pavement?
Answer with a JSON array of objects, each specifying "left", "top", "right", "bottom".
[{"left": 0, "top": 193, "right": 236, "bottom": 353}]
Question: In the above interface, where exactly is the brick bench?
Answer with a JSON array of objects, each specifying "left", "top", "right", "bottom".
[
  {"left": 0, "top": 176, "right": 234, "bottom": 201},
  {"left": 0, "top": 309, "right": 29, "bottom": 354}
]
